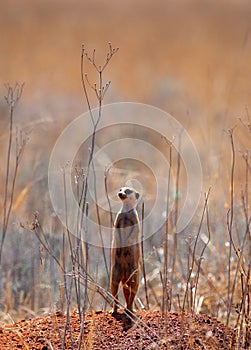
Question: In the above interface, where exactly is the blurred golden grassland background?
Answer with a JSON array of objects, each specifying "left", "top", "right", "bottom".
[
  {"left": 0, "top": 0, "right": 250, "bottom": 214},
  {"left": 0, "top": 0, "right": 250, "bottom": 327}
]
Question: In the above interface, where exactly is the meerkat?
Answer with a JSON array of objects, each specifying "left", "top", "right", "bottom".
[{"left": 110, "top": 186, "right": 140, "bottom": 315}]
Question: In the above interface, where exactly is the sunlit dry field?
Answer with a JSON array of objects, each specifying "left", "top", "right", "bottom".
[{"left": 0, "top": 0, "right": 250, "bottom": 348}]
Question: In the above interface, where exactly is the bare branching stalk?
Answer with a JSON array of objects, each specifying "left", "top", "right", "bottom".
[
  {"left": 233, "top": 154, "right": 251, "bottom": 349},
  {"left": 104, "top": 167, "right": 114, "bottom": 230},
  {"left": 162, "top": 137, "right": 172, "bottom": 313},
  {"left": 104, "top": 166, "right": 114, "bottom": 279},
  {"left": 80, "top": 43, "right": 118, "bottom": 213},
  {"left": 141, "top": 202, "right": 149, "bottom": 309},
  {"left": 170, "top": 132, "right": 183, "bottom": 309},
  {"left": 83, "top": 203, "right": 89, "bottom": 312},
  {"left": 74, "top": 168, "right": 90, "bottom": 317},
  {"left": 226, "top": 128, "right": 238, "bottom": 325},
  {"left": 182, "top": 189, "right": 211, "bottom": 312},
  {"left": 91, "top": 160, "right": 109, "bottom": 278},
  {"left": 0, "top": 83, "right": 25, "bottom": 262},
  {"left": 192, "top": 189, "right": 211, "bottom": 313},
  {"left": 80, "top": 43, "right": 118, "bottom": 280},
  {"left": 62, "top": 166, "right": 81, "bottom": 319},
  {"left": 61, "top": 232, "right": 74, "bottom": 350}
]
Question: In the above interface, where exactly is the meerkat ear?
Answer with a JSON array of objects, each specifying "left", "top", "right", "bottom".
[{"left": 135, "top": 192, "right": 140, "bottom": 200}]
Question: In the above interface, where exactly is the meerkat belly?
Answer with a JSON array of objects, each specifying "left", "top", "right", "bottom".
[{"left": 114, "top": 245, "right": 139, "bottom": 276}]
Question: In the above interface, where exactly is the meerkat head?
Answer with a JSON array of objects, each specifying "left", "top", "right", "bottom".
[{"left": 118, "top": 187, "right": 140, "bottom": 211}]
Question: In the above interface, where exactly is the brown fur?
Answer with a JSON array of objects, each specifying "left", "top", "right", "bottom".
[{"left": 110, "top": 189, "right": 140, "bottom": 314}]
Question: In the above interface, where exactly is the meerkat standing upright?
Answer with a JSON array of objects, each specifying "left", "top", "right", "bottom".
[{"left": 110, "top": 186, "right": 140, "bottom": 315}]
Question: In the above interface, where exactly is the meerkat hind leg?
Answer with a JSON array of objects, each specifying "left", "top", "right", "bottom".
[
  {"left": 110, "top": 275, "right": 120, "bottom": 314},
  {"left": 122, "top": 275, "right": 139, "bottom": 314},
  {"left": 122, "top": 285, "right": 134, "bottom": 312}
]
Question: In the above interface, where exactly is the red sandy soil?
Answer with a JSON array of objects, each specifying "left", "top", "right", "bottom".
[{"left": 0, "top": 310, "right": 236, "bottom": 349}]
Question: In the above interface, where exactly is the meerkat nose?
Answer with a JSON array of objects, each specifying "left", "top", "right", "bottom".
[{"left": 118, "top": 192, "right": 126, "bottom": 199}]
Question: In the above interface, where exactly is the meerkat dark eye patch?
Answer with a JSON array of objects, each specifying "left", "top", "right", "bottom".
[
  {"left": 125, "top": 189, "right": 133, "bottom": 195},
  {"left": 135, "top": 192, "right": 140, "bottom": 199}
]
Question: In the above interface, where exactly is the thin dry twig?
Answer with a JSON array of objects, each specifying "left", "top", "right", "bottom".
[
  {"left": 0, "top": 83, "right": 25, "bottom": 262},
  {"left": 141, "top": 201, "right": 149, "bottom": 310},
  {"left": 182, "top": 189, "right": 211, "bottom": 312}
]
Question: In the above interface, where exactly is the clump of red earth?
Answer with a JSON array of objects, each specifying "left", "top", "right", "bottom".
[{"left": 0, "top": 310, "right": 236, "bottom": 349}]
